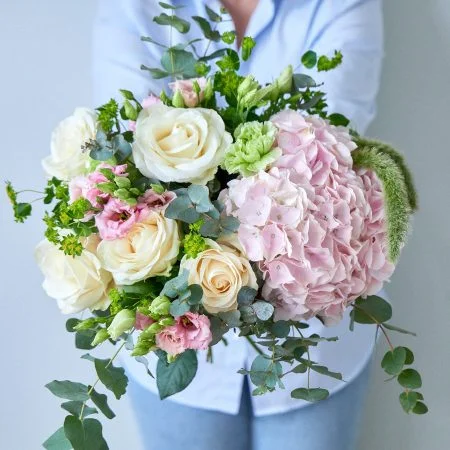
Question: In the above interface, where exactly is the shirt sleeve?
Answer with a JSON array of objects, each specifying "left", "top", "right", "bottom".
[
  {"left": 305, "top": 0, "right": 384, "bottom": 133},
  {"left": 91, "top": 0, "right": 165, "bottom": 106}
]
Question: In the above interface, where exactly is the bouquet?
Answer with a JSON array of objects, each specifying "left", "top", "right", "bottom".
[{"left": 7, "top": 3, "right": 426, "bottom": 449}]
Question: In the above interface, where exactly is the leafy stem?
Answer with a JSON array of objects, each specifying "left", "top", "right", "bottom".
[{"left": 245, "top": 335, "right": 264, "bottom": 355}]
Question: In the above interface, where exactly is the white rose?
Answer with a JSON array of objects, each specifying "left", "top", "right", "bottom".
[
  {"left": 97, "top": 211, "right": 180, "bottom": 285},
  {"left": 180, "top": 239, "right": 258, "bottom": 314},
  {"left": 35, "top": 236, "right": 112, "bottom": 314},
  {"left": 42, "top": 107, "right": 97, "bottom": 181},
  {"left": 133, "top": 104, "right": 232, "bottom": 184}
]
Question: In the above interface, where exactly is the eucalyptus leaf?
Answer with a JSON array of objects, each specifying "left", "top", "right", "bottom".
[
  {"left": 412, "top": 402, "right": 428, "bottom": 415},
  {"left": 351, "top": 295, "right": 392, "bottom": 324},
  {"left": 45, "top": 380, "right": 89, "bottom": 402},
  {"left": 218, "top": 310, "right": 241, "bottom": 327},
  {"left": 75, "top": 329, "right": 96, "bottom": 350},
  {"left": 61, "top": 401, "right": 98, "bottom": 418},
  {"left": 271, "top": 321, "right": 290, "bottom": 338},
  {"left": 399, "top": 391, "right": 419, "bottom": 413},
  {"left": 156, "top": 350, "right": 198, "bottom": 399},
  {"left": 154, "top": 13, "right": 190, "bottom": 34},
  {"left": 381, "top": 347, "right": 406, "bottom": 376},
  {"left": 398, "top": 369, "right": 422, "bottom": 389},
  {"left": 140, "top": 65, "right": 170, "bottom": 79},
  {"left": 301, "top": 50, "right": 317, "bottom": 69},
  {"left": 293, "top": 73, "right": 316, "bottom": 89},
  {"left": 43, "top": 427, "right": 72, "bottom": 450},
  {"left": 192, "top": 16, "right": 221, "bottom": 41},
  {"left": 94, "top": 359, "right": 128, "bottom": 400},
  {"left": 237, "top": 286, "right": 257, "bottom": 306},
  {"left": 161, "top": 48, "right": 197, "bottom": 77},
  {"left": 170, "top": 299, "right": 190, "bottom": 317},
  {"left": 205, "top": 5, "right": 222, "bottom": 22},
  {"left": 252, "top": 301, "right": 274, "bottom": 321},
  {"left": 89, "top": 389, "right": 115, "bottom": 419},
  {"left": 309, "top": 364, "right": 343, "bottom": 381},
  {"left": 291, "top": 387, "right": 329, "bottom": 402},
  {"left": 64, "top": 416, "right": 108, "bottom": 450}
]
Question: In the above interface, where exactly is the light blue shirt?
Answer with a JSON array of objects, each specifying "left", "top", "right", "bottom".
[{"left": 93, "top": 0, "right": 384, "bottom": 416}]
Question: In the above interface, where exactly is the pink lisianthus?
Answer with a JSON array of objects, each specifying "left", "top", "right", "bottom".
[
  {"left": 135, "top": 312, "right": 155, "bottom": 331},
  {"left": 95, "top": 197, "right": 149, "bottom": 240},
  {"left": 69, "top": 164, "right": 128, "bottom": 209},
  {"left": 138, "top": 188, "right": 176, "bottom": 211},
  {"left": 155, "top": 325, "right": 187, "bottom": 356},
  {"left": 177, "top": 312, "right": 212, "bottom": 351},
  {"left": 168, "top": 77, "right": 207, "bottom": 107},
  {"left": 129, "top": 95, "right": 162, "bottom": 131},
  {"left": 220, "top": 110, "right": 395, "bottom": 324}
]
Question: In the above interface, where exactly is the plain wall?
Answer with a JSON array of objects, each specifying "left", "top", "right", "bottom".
[{"left": 0, "top": 1, "right": 448, "bottom": 449}]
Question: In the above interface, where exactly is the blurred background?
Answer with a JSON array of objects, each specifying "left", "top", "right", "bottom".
[{"left": 0, "top": 1, "right": 449, "bottom": 448}]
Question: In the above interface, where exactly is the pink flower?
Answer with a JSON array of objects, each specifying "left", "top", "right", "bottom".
[
  {"left": 155, "top": 325, "right": 187, "bottom": 356},
  {"left": 168, "top": 77, "right": 207, "bottom": 107},
  {"left": 138, "top": 189, "right": 176, "bottom": 211},
  {"left": 177, "top": 312, "right": 212, "bottom": 351},
  {"left": 129, "top": 95, "right": 162, "bottom": 131},
  {"left": 220, "top": 110, "right": 394, "bottom": 324},
  {"left": 135, "top": 312, "right": 155, "bottom": 331},
  {"left": 95, "top": 198, "right": 146, "bottom": 240}
]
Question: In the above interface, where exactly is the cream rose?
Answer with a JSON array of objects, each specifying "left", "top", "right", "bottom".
[
  {"left": 180, "top": 239, "right": 258, "bottom": 314},
  {"left": 97, "top": 211, "right": 180, "bottom": 285},
  {"left": 42, "top": 107, "right": 97, "bottom": 181},
  {"left": 35, "top": 236, "right": 112, "bottom": 314},
  {"left": 132, "top": 104, "right": 232, "bottom": 184}
]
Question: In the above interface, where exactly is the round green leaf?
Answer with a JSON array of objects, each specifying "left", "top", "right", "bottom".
[
  {"left": 291, "top": 387, "right": 329, "bottom": 402},
  {"left": 271, "top": 320, "right": 290, "bottom": 338},
  {"left": 301, "top": 50, "right": 317, "bottom": 69},
  {"left": 381, "top": 347, "right": 406, "bottom": 375},
  {"left": 399, "top": 391, "right": 419, "bottom": 413},
  {"left": 398, "top": 368, "right": 422, "bottom": 389},
  {"left": 352, "top": 295, "right": 392, "bottom": 324},
  {"left": 412, "top": 401, "right": 428, "bottom": 415},
  {"left": 252, "top": 301, "right": 274, "bottom": 321}
]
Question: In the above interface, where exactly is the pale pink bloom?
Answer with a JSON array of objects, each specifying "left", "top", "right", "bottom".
[
  {"left": 168, "top": 77, "right": 207, "bottom": 107},
  {"left": 135, "top": 312, "right": 155, "bottom": 331},
  {"left": 95, "top": 198, "right": 145, "bottom": 240},
  {"left": 177, "top": 312, "right": 212, "bottom": 351},
  {"left": 220, "top": 110, "right": 394, "bottom": 324},
  {"left": 138, "top": 189, "right": 176, "bottom": 211},
  {"left": 156, "top": 325, "right": 187, "bottom": 356}
]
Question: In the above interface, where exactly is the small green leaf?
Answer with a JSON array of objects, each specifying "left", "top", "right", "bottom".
[
  {"left": 161, "top": 48, "right": 197, "bottom": 77},
  {"left": 399, "top": 391, "right": 419, "bottom": 413},
  {"left": 187, "top": 284, "right": 203, "bottom": 305},
  {"left": 43, "top": 427, "right": 72, "bottom": 450},
  {"left": 252, "top": 301, "right": 274, "bottom": 321},
  {"left": 45, "top": 380, "right": 89, "bottom": 402},
  {"left": 241, "top": 36, "right": 256, "bottom": 61},
  {"left": 310, "top": 364, "right": 343, "bottom": 381},
  {"left": 170, "top": 298, "right": 190, "bottom": 317},
  {"left": 291, "top": 387, "right": 329, "bottom": 402},
  {"left": 301, "top": 50, "right": 317, "bottom": 69},
  {"left": 271, "top": 321, "right": 290, "bottom": 338},
  {"left": 237, "top": 286, "right": 257, "bottom": 306},
  {"left": 14, "top": 202, "right": 32, "bottom": 222},
  {"left": 66, "top": 318, "right": 81, "bottom": 333},
  {"left": 292, "top": 364, "right": 308, "bottom": 374},
  {"left": 140, "top": 65, "right": 170, "bottom": 79},
  {"left": 351, "top": 296, "right": 392, "bottom": 324},
  {"left": 75, "top": 329, "right": 96, "bottom": 350},
  {"left": 383, "top": 323, "right": 417, "bottom": 336},
  {"left": 161, "top": 270, "right": 189, "bottom": 298},
  {"left": 90, "top": 389, "right": 115, "bottom": 419},
  {"left": 159, "top": 1, "right": 184, "bottom": 10},
  {"left": 398, "top": 369, "right": 422, "bottom": 389},
  {"left": 328, "top": 113, "right": 350, "bottom": 127},
  {"left": 205, "top": 5, "right": 222, "bottom": 22},
  {"left": 412, "top": 401, "right": 428, "bottom": 414},
  {"left": 402, "top": 347, "right": 415, "bottom": 365},
  {"left": 218, "top": 310, "right": 241, "bottom": 327},
  {"left": 293, "top": 73, "right": 316, "bottom": 89},
  {"left": 61, "top": 401, "right": 98, "bottom": 418},
  {"left": 94, "top": 359, "right": 128, "bottom": 400},
  {"left": 154, "top": 13, "right": 190, "bottom": 33},
  {"left": 192, "top": 16, "right": 221, "bottom": 41},
  {"left": 156, "top": 350, "right": 198, "bottom": 399},
  {"left": 381, "top": 347, "right": 407, "bottom": 376}
]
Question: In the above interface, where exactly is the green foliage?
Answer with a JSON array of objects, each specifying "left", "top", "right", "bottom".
[
  {"left": 291, "top": 387, "right": 329, "bottom": 402},
  {"left": 247, "top": 355, "right": 283, "bottom": 392},
  {"left": 241, "top": 37, "right": 256, "bottom": 61},
  {"left": 156, "top": 350, "right": 198, "bottom": 399},
  {"left": 153, "top": 13, "right": 190, "bottom": 33},
  {"left": 183, "top": 221, "right": 208, "bottom": 258},
  {"left": 352, "top": 146, "right": 411, "bottom": 261},
  {"left": 161, "top": 48, "right": 198, "bottom": 78},
  {"left": 43, "top": 427, "right": 72, "bottom": 450},
  {"left": 205, "top": 4, "right": 222, "bottom": 22},
  {"left": 5, "top": 181, "right": 33, "bottom": 223},
  {"left": 90, "top": 389, "right": 115, "bottom": 419},
  {"left": 64, "top": 416, "right": 108, "bottom": 450},
  {"left": 301, "top": 50, "right": 317, "bottom": 69},
  {"left": 192, "top": 16, "right": 220, "bottom": 41},
  {"left": 94, "top": 358, "right": 128, "bottom": 400},
  {"left": 328, "top": 113, "right": 350, "bottom": 127},
  {"left": 354, "top": 137, "right": 418, "bottom": 211},
  {"left": 61, "top": 401, "right": 98, "bottom": 418},
  {"left": 351, "top": 295, "right": 392, "bottom": 324},
  {"left": 45, "top": 380, "right": 90, "bottom": 401},
  {"left": 222, "top": 31, "right": 236, "bottom": 44},
  {"left": 317, "top": 50, "right": 343, "bottom": 71},
  {"left": 97, "top": 99, "right": 119, "bottom": 134}
]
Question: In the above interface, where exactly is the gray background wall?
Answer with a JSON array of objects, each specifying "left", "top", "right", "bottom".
[{"left": 0, "top": 1, "right": 448, "bottom": 449}]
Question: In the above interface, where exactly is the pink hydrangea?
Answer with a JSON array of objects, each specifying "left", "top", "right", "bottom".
[
  {"left": 169, "top": 77, "right": 207, "bottom": 107},
  {"left": 95, "top": 198, "right": 149, "bottom": 240},
  {"left": 220, "top": 110, "right": 394, "bottom": 325},
  {"left": 155, "top": 312, "right": 212, "bottom": 355}
]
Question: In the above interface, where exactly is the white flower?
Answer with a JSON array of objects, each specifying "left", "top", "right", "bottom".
[
  {"left": 132, "top": 104, "right": 232, "bottom": 184},
  {"left": 35, "top": 236, "right": 112, "bottom": 314},
  {"left": 97, "top": 211, "right": 180, "bottom": 285},
  {"left": 42, "top": 107, "right": 97, "bottom": 181},
  {"left": 180, "top": 239, "right": 258, "bottom": 314}
]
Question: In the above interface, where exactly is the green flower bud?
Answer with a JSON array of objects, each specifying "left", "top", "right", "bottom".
[
  {"left": 222, "top": 121, "right": 282, "bottom": 177},
  {"left": 159, "top": 317, "right": 175, "bottom": 327},
  {"left": 107, "top": 309, "right": 135, "bottom": 340},
  {"left": 172, "top": 90, "right": 186, "bottom": 108},
  {"left": 203, "top": 78, "right": 214, "bottom": 102},
  {"left": 92, "top": 328, "right": 110, "bottom": 346},
  {"left": 114, "top": 176, "right": 131, "bottom": 189},
  {"left": 147, "top": 322, "right": 164, "bottom": 334},
  {"left": 150, "top": 295, "right": 171, "bottom": 316},
  {"left": 237, "top": 75, "right": 259, "bottom": 98},
  {"left": 275, "top": 65, "right": 293, "bottom": 95}
]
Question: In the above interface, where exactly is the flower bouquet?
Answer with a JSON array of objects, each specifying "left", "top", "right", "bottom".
[{"left": 7, "top": 3, "right": 426, "bottom": 449}]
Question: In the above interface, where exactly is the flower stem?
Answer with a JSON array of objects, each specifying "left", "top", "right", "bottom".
[{"left": 245, "top": 336, "right": 264, "bottom": 355}]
